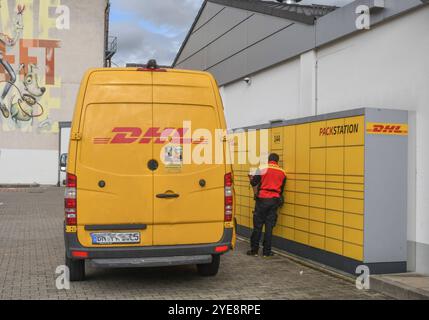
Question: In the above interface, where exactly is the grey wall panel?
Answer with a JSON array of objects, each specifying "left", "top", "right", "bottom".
[
  {"left": 364, "top": 108, "right": 408, "bottom": 264},
  {"left": 193, "top": 2, "right": 225, "bottom": 31},
  {"left": 177, "top": 6, "right": 249, "bottom": 64},
  {"left": 246, "top": 23, "right": 314, "bottom": 76},
  {"left": 176, "top": 48, "right": 207, "bottom": 71},
  {"left": 316, "top": 0, "right": 424, "bottom": 48},
  {"left": 207, "top": 51, "right": 247, "bottom": 85},
  {"left": 246, "top": 13, "right": 292, "bottom": 45},
  {"left": 206, "top": 20, "right": 249, "bottom": 69}
]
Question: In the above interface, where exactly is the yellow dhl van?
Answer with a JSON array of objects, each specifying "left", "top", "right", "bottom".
[{"left": 64, "top": 61, "right": 235, "bottom": 281}]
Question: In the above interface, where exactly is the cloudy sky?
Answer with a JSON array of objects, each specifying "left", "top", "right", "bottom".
[{"left": 109, "top": 0, "right": 354, "bottom": 67}]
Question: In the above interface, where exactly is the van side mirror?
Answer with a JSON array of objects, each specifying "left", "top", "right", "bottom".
[{"left": 60, "top": 153, "right": 68, "bottom": 172}]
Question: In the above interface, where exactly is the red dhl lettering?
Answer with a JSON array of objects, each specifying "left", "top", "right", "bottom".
[
  {"left": 93, "top": 127, "right": 207, "bottom": 145},
  {"left": 366, "top": 123, "right": 408, "bottom": 135}
]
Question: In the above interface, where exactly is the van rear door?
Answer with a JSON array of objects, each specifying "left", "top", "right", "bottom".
[
  {"left": 152, "top": 71, "right": 225, "bottom": 246},
  {"left": 75, "top": 71, "right": 154, "bottom": 247}
]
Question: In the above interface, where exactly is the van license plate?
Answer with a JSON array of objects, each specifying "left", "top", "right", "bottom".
[{"left": 91, "top": 232, "right": 140, "bottom": 245}]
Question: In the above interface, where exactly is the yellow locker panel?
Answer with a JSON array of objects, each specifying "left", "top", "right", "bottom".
[
  {"left": 295, "top": 180, "right": 310, "bottom": 193},
  {"left": 326, "top": 182, "right": 344, "bottom": 191},
  {"left": 295, "top": 230, "right": 309, "bottom": 245},
  {"left": 240, "top": 205, "right": 250, "bottom": 218},
  {"left": 344, "top": 213, "right": 364, "bottom": 230},
  {"left": 282, "top": 203, "right": 295, "bottom": 216},
  {"left": 343, "top": 243, "right": 363, "bottom": 261},
  {"left": 271, "top": 127, "right": 283, "bottom": 151},
  {"left": 326, "top": 238, "right": 343, "bottom": 255},
  {"left": 310, "top": 121, "right": 327, "bottom": 148},
  {"left": 309, "top": 234, "right": 325, "bottom": 250},
  {"left": 250, "top": 199, "right": 256, "bottom": 213},
  {"left": 296, "top": 124, "right": 310, "bottom": 173},
  {"left": 344, "top": 191, "right": 364, "bottom": 199},
  {"left": 326, "top": 210, "right": 343, "bottom": 226},
  {"left": 296, "top": 173, "right": 310, "bottom": 180},
  {"left": 344, "top": 116, "right": 365, "bottom": 146},
  {"left": 283, "top": 227, "right": 295, "bottom": 241},
  {"left": 283, "top": 125, "right": 296, "bottom": 174},
  {"left": 344, "top": 228, "right": 364, "bottom": 245},
  {"left": 344, "top": 146, "right": 364, "bottom": 176},
  {"left": 310, "top": 149, "right": 326, "bottom": 175},
  {"left": 310, "top": 194, "right": 325, "bottom": 209},
  {"left": 326, "top": 196, "right": 343, "bottom": 211},
  {"left": 344, "top": 198, "right": 364, "bottom": 215},
  {"left": 326, "top": 147, "right": 344, "bottom": 175},
  {"left": 295, "top": 193, "right": 309, "bottom": 206},
  {"left": 273, "top": 225, "right": 282, "bottom": 237},
  {"left": 310, "top": 187, "right": 326, "bottom": 195},
  {"left": 326, "top": 224, "right": 343, "bottom": 240},
  {"left": 309, "top": 207, "right": 326, "bottom": 222},
  {"left": 344, "top": 183, "right": 364, "bottom": 192},
  {"left": 326, "top": 175, "right": 344, "bottom": 183},
  {"left": 326, "top": 118, "right": 345, "bottom": 147},
  {"left": 310, "top": 221, "right": 325, "bottom": 236},
  {"left": 286, "top": 179, "right": 296, "bottom": 192},
  {"left": 344, "top": 176, "right": 364, "bottom": 184},
  {"left": 284, "top": 215, "right": 295, "bottom": 228},
  {"left": 310, "top": 180, "right": 326, "bottom": 188},
  {"left": 285, "top": 191, "right": 295, "bottom": 204},
  {"left": 325, "top": 189, "right": 344, "bottom": 197},
  {"left": 295, "top": 205, "right": 309, "bottom": 219},
  {"left": 295, "top": 217, "right": 309, "bottom": 232}
]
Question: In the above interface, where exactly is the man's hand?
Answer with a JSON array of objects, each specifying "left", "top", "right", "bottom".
[{"left": 17, "top": 4, "right": 25, "bottom": 15}]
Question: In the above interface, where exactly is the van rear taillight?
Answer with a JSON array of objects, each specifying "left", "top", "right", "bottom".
[
  {"left": 65, "top": 173, "right": 77, "bottom": 226},
  {"left": 224, "top": 173, "right": 233, "bottom": 222}
]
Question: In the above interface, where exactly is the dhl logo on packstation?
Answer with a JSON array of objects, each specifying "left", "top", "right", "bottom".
[{"left": 366, "top": 123, "right": 408, "bottom": 136}]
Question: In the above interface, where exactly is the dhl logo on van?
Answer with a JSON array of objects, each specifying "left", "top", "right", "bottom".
[
  {"left": 366, "top": 123, "right": 408, "bottom": 136},
  {"left": 93, "top": 127, "right": 208, "bottom": 145}
]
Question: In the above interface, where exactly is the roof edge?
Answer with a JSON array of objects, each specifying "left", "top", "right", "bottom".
[
  {"left": 209, "top": 0, "right": 316, "bottom": 25},
  {"left": 172, "top": 0, "right": 208, "bottom": 67}
]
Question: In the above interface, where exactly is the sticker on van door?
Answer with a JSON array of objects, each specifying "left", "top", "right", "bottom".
[{"left": 164, "top": 145, "right": 183, "bottom": 169}]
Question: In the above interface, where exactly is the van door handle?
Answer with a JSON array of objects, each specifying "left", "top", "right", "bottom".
[{"left": 156, "top": 193, "right": 180, "bottom": 199}]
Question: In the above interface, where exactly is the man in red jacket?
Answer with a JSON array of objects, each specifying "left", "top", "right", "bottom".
[{"left": 247, "top": 153, "right": 286, "bottom": 258}]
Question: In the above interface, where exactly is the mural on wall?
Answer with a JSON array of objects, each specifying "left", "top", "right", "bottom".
[{"left": 0, "top": 0, "right": 62, "bottom": 133}]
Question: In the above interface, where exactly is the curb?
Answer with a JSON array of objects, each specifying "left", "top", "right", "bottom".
[
  {"left": 370, "top": 276, "right": 429, "bottom": 300},
  {"left": 0, "top": 184, "right": 40, "bottom": 189}
]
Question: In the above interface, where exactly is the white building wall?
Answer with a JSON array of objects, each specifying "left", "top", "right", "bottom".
[
  {"left": 0, "top": 149, "right": 58, "bottom": 185},
  {"left": 220, "top": 6, "right": 429, "bottom": 274},
  {"left": 220, "top": 57, "right": 301, "bottom": 128}
]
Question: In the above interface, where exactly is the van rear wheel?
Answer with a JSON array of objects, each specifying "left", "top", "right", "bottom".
[
  {"left": 65, "top": 254, "right": 85, "bottom": 282},
  {"left": 197, "top": 255, "right": 220, "bottom": 277}
]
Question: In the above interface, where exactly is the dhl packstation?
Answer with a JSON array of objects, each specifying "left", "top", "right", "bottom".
[{"left": 232, "top": 108, "right": 408, "bottom": 274}]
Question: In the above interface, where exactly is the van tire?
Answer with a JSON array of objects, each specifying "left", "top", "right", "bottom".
[
  {"left": 65, "top": 255, "right": 85, "bottom": 282},
  {"left": 197, "top": 255, "right": 220, "bottom": 277}
]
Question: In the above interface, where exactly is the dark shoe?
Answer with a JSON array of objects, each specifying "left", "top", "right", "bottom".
[
  {"left": 246, "top": 250, "right": 258, "bottom": 257},
  {"left": 263, "top": 252, "right": 275, "bottom": 258},
  {"left": 0, "top": 104, "right": 9, "bottom": 118}
]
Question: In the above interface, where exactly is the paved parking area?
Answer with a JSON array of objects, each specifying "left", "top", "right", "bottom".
[{"left": 0, "top": 187, "right": 389, "bottom": 300}]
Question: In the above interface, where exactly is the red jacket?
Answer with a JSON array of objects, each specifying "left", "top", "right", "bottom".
[{"left": 250, "top": 161, "right": 286, "bottom": 199}]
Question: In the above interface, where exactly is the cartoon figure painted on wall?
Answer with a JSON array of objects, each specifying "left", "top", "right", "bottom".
[{"left": 0, "top": 0, "right": 62, "bottom": 133}]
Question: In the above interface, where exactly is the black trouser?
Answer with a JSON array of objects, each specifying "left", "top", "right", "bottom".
[{"left": 250, "top": 197, "right": 280, "bottom": 255}]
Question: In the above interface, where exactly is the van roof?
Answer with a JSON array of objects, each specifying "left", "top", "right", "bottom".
[{"left": 84, "top": 68, "right": 214, "bottom": 77}]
